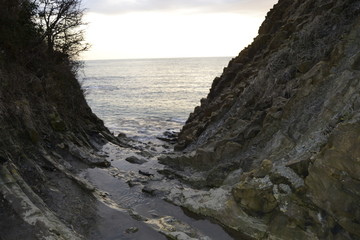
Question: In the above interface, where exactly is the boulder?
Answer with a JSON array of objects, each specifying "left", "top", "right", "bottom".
[
  {"left": 125, "top": 156, "right": 147, "bottom": 165},
  {"left": 232, "top": 175, "right": 277, "bottom": 214}
]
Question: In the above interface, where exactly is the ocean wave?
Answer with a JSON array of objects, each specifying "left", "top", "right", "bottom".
[
  {"left": 83, "top": 85, "right": 120, "bottom": 91},
  {"left": 83, "top": 57, "right": 230, "bottom": 143},
  {"left": 166, "top": 118, "right": 186, "bottom": 124}
]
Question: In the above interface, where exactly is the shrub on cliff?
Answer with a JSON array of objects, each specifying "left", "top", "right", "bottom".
[
  {"left": 36, "top": 0, "right": 90, "bottom": 58},
  {"left": 0, "top": 0, "right": 39, "bottom": 63},
  {"left": 0, "top": 0, "right": 96, "bottom": 142},
  {"left": 0, "top": 0, "right": 88, "bottom": 69}
]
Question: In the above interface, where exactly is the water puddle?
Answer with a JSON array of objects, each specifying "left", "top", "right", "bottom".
[{"left": 80, "top": 139, "right": 238, "bottom": 240}]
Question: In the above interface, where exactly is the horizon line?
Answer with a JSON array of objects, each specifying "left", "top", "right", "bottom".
[{"left": 82, "top": 55, "right": 234, "bottom": 61}]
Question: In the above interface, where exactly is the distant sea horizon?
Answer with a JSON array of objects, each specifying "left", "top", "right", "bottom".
[
  {"left": 82, "top": 55, "right": 234, "bottom": 62},
  {"left": 80, "top": 56, "right": 232, "bottom": 142}
]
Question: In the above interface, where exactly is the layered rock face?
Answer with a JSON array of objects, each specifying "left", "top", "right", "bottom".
[
  {"left": 0, "top": 49, "right": 119, "bottom": 240},
  {"left": 161, "top": 0, "right": 360, "bottom": 238},
  {"left": 0, "top": 2, "right": 122, "bottom": 238},
  {"left": 0, "top": 61, "right": 120, "bottom": 239}
]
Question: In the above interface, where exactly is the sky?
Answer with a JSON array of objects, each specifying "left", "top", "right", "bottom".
[{"left": 81, "top": 0, "right": 278, "bottom": 60}]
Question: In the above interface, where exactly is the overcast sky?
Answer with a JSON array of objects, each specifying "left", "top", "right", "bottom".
[{"left": 81, "top": 0, "right": 278, "bottom": 60}]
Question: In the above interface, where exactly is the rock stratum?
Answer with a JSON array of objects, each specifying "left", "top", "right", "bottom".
[
  {"left": 2, "top": 0, "right": 360, "bottom": 239},
  {"left": 0, "top": 2, "right": 122, "bottom": 238},
  {"left": 160, "top": 0, "right": 360, "bottom": 239},
  {"left": 0, "top": 58, "right": 120, "bottom": 238}
]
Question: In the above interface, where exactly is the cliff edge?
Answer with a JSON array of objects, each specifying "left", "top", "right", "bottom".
[
  {"left": 161, "top": 0, "right": 360, "bottom": 239},
  {"left": 0, "top": 1, "right": 120, "bottom": 239}
]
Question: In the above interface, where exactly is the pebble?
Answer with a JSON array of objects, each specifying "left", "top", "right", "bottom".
[{"left": 125, "top": 227, "right": 139, "bottom": 234}]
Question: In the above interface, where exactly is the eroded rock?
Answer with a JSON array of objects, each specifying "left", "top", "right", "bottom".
[
  {"left": 161, "top": 0, "right": 360, "bottom": 239},
  {"left": 126, "top": 156, "right": 147, "bottom": 165},
  {"left": 232, "top": 176, "right": 277, "bottom": 214}
]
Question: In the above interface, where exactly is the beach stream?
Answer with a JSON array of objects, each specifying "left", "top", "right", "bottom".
[{"left": 80, "top": 136, "right": 237, "bottom": 240}]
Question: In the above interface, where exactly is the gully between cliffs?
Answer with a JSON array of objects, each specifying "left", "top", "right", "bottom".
[{"left": 2, "top": 0, "right": 360, "bottom": 239}]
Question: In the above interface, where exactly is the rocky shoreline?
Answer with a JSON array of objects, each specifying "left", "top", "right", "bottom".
[
  {"left": 0, "top": 121, "right": 241, "bottom": 239},
  {"left": 2, "top": 0, "right": 360, "bottom": 239},
  {"left": 158, "top": 0, "right": 360, "bottom": 239}
]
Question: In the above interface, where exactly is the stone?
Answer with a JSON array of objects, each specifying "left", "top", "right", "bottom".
[
  {"left": 270, "top": 166, "right": 304, "bottom": 191},
  {"left": 117, "top": 133, "right": 127, "bottom": 138},
  {"left": 68, "top": 143, "right": 110, "bottom": 167},
  {"left": 253, "top": 159, "right": 273, "bottom": 178},
  {"left": 232, "top": 176, "right": 277, "bottom": 214},
  {"left": 125, "top": 227, "right": 139, "bottom": 234},
  {"left": 138, "top": 170, "right": 153, "bottom": 177},
  {"left": 125, "top": 156, "right": 147, "bottom": 165},
  {"left": 142, "top": 185, "right": 156, "bottom": 195}
]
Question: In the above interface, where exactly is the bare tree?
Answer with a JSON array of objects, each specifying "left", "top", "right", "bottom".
[{"left": 37, "top": 0, "right": 89, "bottom": 57}]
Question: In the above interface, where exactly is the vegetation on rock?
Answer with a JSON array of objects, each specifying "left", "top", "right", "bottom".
[
  {"left": 0, "top": 0, "right": 117, "bottom": 239},
  {"left": 2, "top": 0, "right": 360, "bottom": 239},
  {"left": 37, "top": 0, "right": 89, "bottom": 57}
]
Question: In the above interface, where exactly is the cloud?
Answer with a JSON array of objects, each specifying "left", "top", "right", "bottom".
[{"left": 82, "top": 0, "right": 277, "bottom": 15}]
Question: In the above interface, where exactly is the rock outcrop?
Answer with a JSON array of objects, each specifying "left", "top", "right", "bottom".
[
  {"left": 161, "top": 0, "right": 360, "bottom": 239},
  {"left": 0, "top": 2, "right": 122, "bottom": 238},
  {"left": 0, "top": 63, "right": 121, "bottom": 239}
]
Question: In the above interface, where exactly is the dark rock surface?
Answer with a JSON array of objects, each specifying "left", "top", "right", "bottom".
[
  {"left": 2, "top": 0, "right": 360, "bottom": 239},
  {"left": 126, "top": 156, "right": 148, "bottom": 164},
  {"left": 0, "top": 3, "right": 124, "bottom": 238},
  {"left": 0, "top": 63, "right": 121, "bottom": 238},
  {"left": 160, "top": 0, "right": 360, "bottom": 239}
]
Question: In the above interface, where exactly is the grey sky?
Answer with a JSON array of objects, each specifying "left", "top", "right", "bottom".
[
  {"left": 83, "top": 0, "right": 278, "bottom": 15},
  {"left": 81, "top": 0, "right": 279, "bottom": 59}
]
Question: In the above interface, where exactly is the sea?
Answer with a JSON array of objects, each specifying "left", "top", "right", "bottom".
[
  {"left": 80, "top": 57, "right": 241, "bottom": 240},
  {"left": 80, "top": 57, "right": 231, "bottom": 142}
]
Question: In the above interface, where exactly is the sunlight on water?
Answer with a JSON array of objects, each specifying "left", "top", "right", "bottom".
[{"left": 81, "top": 57, "right": 231, "bottom": 141}]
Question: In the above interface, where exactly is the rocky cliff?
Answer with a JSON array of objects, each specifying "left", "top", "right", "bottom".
[
  {"left": 0, "top": 62, "right": 118, "bottom": 239},
  {"left": 161, "top": 0, "right": 360, "bottom": 239},
  {"left": 0, "top": 2, "right": 120, "bottom": 238}
]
